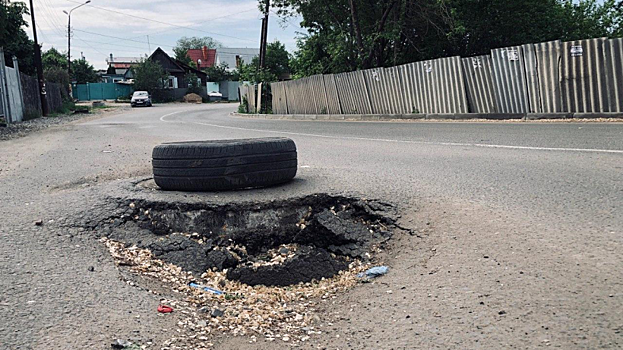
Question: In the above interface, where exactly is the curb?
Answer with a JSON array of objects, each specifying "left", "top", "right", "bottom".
[{"left": 231, "top": 112, "right": 623, "bottom": 121}]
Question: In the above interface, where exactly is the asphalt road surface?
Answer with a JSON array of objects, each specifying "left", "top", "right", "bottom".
[{"left": 0, "top": 103, "right": 621, "bottom": 349}]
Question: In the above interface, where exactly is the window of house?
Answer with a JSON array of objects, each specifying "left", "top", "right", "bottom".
[{"left": 167, "top": 76, "right": 178, "bottom": 89}]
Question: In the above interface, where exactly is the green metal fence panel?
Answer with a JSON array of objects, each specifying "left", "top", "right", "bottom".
[
  {"left": 73, "top": 83, "right": 133, "bottom": 101},
  {"left": 74, "top": 84, "right": 88, "bottom": 101}
]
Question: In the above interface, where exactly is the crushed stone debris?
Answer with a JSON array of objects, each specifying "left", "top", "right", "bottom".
[{"left": 102, "top": 237, "right": 373, "bottom": 348}]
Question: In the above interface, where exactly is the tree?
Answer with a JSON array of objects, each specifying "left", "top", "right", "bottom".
[
  {"left": 272, "top": 0, "right": 623, "bottom": 76},
  {"left": 0, "top": 1, "right": 36, "bottom": 75},
  {"left": 173, "top": 36, "right": 222, "bottom": 65},
  {"left": 264, "top": 41, "right": 291, "bottom": 78},
  {"left": 557, "top": 0, "right": 623, "bottom": 40},
  {"left": 44, "top": 66, "right": 70, "bottom": 99},
  {"left": 237, "top": 40, "right": 291, "bottom": 83},
  {"left": 42, "top": 47, "right": 67, "bottom": 71},
  {"left": 184, "top": 72, "right": 203, "bottom": 95},
  {"left": 71, "top": 58, "right": 98, "bottom": 84},
  {"left": 132, "top": 59, "right": 168, "bottom": 93},
  {"left": 205, "top": 63, "right": 235, "bottom": 82}
]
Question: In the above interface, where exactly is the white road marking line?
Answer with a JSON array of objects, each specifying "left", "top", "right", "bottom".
[
  {"left": 160, "top": 113, "right": 623, "bottom": 155},
  {"left": 159, "top": 111, "right": 185, "bottom": 121}
]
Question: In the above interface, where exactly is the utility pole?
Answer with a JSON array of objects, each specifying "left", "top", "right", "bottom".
[
  {"left": 28, "top": 0, "right": 48, "bottom": 116},
  {"left": 67, "top": 14, "right": 71, "bottom": 75},
  {"left": 64, "top": 1, "right": 90, "bottom": 79},
  {"left": 259, "top": 0, "right": 270, "bottom": 69}
]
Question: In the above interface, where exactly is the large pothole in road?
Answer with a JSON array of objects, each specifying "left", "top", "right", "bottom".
[{"left": 101, "top": 194, "right": 398, "bottom": 287}]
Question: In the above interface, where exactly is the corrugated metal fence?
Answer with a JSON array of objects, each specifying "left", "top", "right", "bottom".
[{"left": 270, "top": 37, "right": 623, "bottom": 115}]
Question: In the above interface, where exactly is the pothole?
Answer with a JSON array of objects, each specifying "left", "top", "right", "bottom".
[
  {"left": 91, "top": 193, "right": 403, "bottom": 346},
  {"left": 102, "top": 194, "right": 398, "bottom": 286}
]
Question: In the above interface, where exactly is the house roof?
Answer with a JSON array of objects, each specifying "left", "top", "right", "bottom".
[
  {"left": 216, "top": 48, "right": 260, "bottom": 69},
  {"left": 107, "top": 56, "right": 144, "bottom": 68},
  {"left": 187, "top": 47, "right": 217, "bottom": 69},
  {"left": 148, "top": 47, "right": 207, "bottom": 80},
  {"left": 110, "top": 63, "right": 134, "bottom": 69},
  {"left": 175, "top": 59, "right": 208, "bottom": 79}
]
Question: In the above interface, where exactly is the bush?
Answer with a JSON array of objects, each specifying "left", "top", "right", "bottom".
[
  {"left": 185, "top": 72, "right": 203, "bottom": 95},
  {"left": 238, "top": 97, "right": 248, "bottom": 113},
  {"left": 44, "top": 67, "right": 70, "bottom": 100},
  {"left": 133, "top": 59, "right": 168, "bottom": 94}
]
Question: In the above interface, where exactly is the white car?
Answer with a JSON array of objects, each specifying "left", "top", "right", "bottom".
[
  {"left": 208, "top": 91, "right": 223, "bottom": 98},
  {"left": 131, "top": 91, "right": 152, "bottom": 107}
]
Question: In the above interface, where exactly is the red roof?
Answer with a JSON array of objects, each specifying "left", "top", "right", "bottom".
[
  {"left": 110, "top": 63, "right": 134, "bottom": 69},
  {"left": 187, "top": 46, "right": 216, "bottom": 69}
]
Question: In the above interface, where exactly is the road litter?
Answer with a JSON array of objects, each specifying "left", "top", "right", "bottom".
[
  {"left": 111, "top": 339, "right": 135, "bottom": 349},
  {"left": 189, "top": 282, "right": 224, "bottom": 295},
  {"left": 34, "top": 220, "right": 43, "bottom": 226},
  {"left": 100, "top": 235, "right": 381, "bottom": 347},
  {"left": 103, "top": 150, "right": 114, "bottom": 153},
  {"left": 358, "top": 266, "right": 389, "bottom": 279},
  {"left": 157, "top": 304, "right": 173, "bottom": 313},
  {"left": 210, "top": 308, "right": 224, "bottom": 318}
]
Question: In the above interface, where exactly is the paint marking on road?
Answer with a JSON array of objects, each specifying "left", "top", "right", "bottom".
[
  {"left": 159, "top": 111, "right": 185, "bottom": 121},
  {"left": 160, "top": 113, "right": 623, "bottom": 155}
]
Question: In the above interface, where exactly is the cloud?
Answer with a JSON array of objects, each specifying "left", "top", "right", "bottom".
[{"left": 25, "top": 0, "right": 302, "bottom": 68}]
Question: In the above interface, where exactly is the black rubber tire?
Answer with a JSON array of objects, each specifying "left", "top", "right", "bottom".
[{"left": 152, "top": 138, "right": 297, "bottom": 191}]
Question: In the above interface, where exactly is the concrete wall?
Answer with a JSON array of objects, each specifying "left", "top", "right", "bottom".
[{"left": 2, "top": 66, "right": 24, "bottom": 122}]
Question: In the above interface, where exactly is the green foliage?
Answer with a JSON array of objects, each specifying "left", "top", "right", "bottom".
[
  {"left": 184, "top": 72, "right": 203, "bottom": 94},
  {"left": 205, "top": 63, "right": 235, "bottom": 82},
  {"left": 237, "top": 40, "right": 290, "bottom": 83},
  {"left": 446, "top": 0, "right": 623, "bottom": 56},
  {"left": 173, "top": 36, "right": 222, "bottom": 64},
  {"left": 0, "top": 1, "right": 36, "bottom": 75},
  {"left": 557, "top": 0, "right": 623, "bottom": 39},
  {"left": 273, "top": 0, "right": 623, "bottom": 76},
  {"left": 133, "top": 59, "right": 168, "bottom": 93},
  {"left": 264, "top": 41, "right": 291, "bottom": 78},
  {"left": 238, "top": 96, "right": 249, "bottom": 113},
  {"left": 71, "top": 58, "right": 99, "bottom": 84},
  {"left": 60, "top": 100, "right": 76, "bottom": 114},
  {"left": 42, "top": 48, "right": 67, "bottom": 71},
  {"left": 44, "top": 66, "right": 70, "bottom": 100}
]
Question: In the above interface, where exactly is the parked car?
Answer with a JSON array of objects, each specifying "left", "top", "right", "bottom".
[
  {"left": 131, "top": 91, "right": 152, "bottom": 107},
  {"left": 208, "top": 91, "right": 223, "bottom": 102}
]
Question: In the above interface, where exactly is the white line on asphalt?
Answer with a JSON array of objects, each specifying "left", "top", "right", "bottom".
[{"left": 160, "top": 113, "right": 623, "bottom": 155}]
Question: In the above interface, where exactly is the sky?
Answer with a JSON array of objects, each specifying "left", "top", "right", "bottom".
[{"left": 23, "top": 0, "right": 304, "bottom": 69}]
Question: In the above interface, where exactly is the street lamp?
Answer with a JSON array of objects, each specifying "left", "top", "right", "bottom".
[{"left": 63, "top": 0, "right": 91, "bottom": 78}]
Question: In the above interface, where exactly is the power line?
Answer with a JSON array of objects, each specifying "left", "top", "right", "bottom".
[
  {"left": 125, "top": 8, "right": 258, "bottom": 40},
  {"left": 73, "top": 33, "right": 112, "bottom": 58},
  {"left": 82, "top": 38, "right": 149, "bottom": 50},
  {"left": 34, "top": 0, "right": 261, "bottom": 58},
  {"left": 65, "top": 0, "right": 256, "bottom": 42},
  {"left": 35, "top": 0, "right": 69, "bottom": 40},
  {"left": 35, "top": 22, "right": 51, "bottom": 45},
  {"left": 73, "top": 29, "right": 258, "bottom": 56},
  {"left": 73, "top": 28, "right": 176, "bottom": 49}
]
